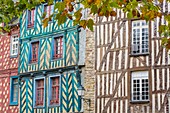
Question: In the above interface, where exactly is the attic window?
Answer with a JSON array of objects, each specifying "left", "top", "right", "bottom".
[
  {"left": 28, "top": 9, "right": 35, "bottom": 28},
  {"left": 44, "top": 4, "right": 54, "bottom": 18}
]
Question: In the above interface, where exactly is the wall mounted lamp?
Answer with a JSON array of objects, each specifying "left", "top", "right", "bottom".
[{"left": 77, "top": 85, "right": 91, "bottom": 112}]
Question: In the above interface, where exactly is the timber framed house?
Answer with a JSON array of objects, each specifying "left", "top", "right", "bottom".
[
  {"left": 0, "top": 20, "right": 20, "bottom": 113},
  {"left": 95, "top": 1, "right": 170, "bottom": 113},
  {"left": 18, "top": 2, "right": 86, "bottom": 113}
]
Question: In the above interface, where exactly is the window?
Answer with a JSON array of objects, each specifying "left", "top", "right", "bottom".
[
  {"left": 30, "top": 41, "right": 39, "bottom": 63},
  {"left": 35, "top": 79, "right": 44, "bottom": 106},
  {"left": 44, "top": 5, "right": 54, "bottom": 18},
  {"left": 131, "top": 20, "right": 149, "bottom": 55},
  {"left": 53, "top": 36, "right": 63, "bottom": 59},
  {"left": 131, "top": 71, "right": 149, "bottom": 102},
  {"left": 10, "top": 35, "right": 19, "bottom": 56},
  {"left": 49, "top": 76, "right": 60, "bottom": 105},
  {"left": 28, "top": 9, "right": 35, "bottom": 28},
  {"left": 10, "top": 76, "right": 18, "bottom": 105}
]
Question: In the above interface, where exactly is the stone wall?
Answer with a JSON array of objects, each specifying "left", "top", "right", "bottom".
[{"left": 83, "top": 26, "right": 95, "bottom": 113}]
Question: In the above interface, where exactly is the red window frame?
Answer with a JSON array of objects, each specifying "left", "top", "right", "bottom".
[
  {"left": 28, "top": 9, "right": 35, "bottom": 28},
  {"left": 31, "top": 42, "right": 39, "bottom": 63},
  {"left": 36, "top": 79, "right": 44, "bottom": 106},
  {"left": 53, "top": 36, "right": 63, "bottom": 59},
  {"left": 44, "top": 5, "right": 53, "bottom": 18},
  {"left": 50, "top": 77, "right": 60, "bottom": 104}
]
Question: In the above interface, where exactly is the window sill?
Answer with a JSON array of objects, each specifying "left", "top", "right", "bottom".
[
  {"left": 48, "top": 104, "right": 60, "bottom": 107},
  {"left": 130, "top": 100, "right": 149, "bottom": 104},
  {"left": 48, "top": 20, "right": 53, "bottom": 23},
  {"left": 51, "top": 57, "right": 63, "bottom": 61},
  {"left": 9, "top": 102, "right": 18, "bottom": 106},
  {"left": 27, "top": 25, "right": 34, "bottom": 29},
  {"left": 34, "top": 105, "right": 44, "bottom": 109},
  {"left": 29, "top": 62, "right": 38, "bottom": 65},
  {"left": 130, "top": 53, "right": 149, "bottom": 57},
  {"left": 10, "top": 54, "right": 18, "bottom": 58}
]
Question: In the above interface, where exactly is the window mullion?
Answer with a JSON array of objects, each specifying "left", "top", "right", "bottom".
[
  {"left": 140, "top": 24, "right": 142, "bottom": 54},
  {"left": 132, "top": 78, "right": 134, "bottom": 101},
  {"left": 140, "top": 78, "right": 142, "bottom": 101}
]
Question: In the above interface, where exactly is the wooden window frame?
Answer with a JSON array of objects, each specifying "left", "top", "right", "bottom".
[
  {"left": 10, "top": 35, "right": 19, "bottom": 57},
  {"left": 10, "top": 76, "right": 18, "bottom": 105},
  {"left": 53, "top": 36, "right": 63, "bottom": 59},
  {"left": 49, "top": 75, "right": 60, "bottom": 106},
  {"left": 28, "top": 9, "right": 35, "bottom": 28},
  {"left": 35, "top": 79, "right": 44, "bottom": 106},
  {"left": 131, "top": 20, "right": 149, "bottom": 55},
  {"left": 131, "top": 71, "right": 149, "bottom": 102},
  {"left": 30, "top": 41, "right": 39, "bottom": 63}
]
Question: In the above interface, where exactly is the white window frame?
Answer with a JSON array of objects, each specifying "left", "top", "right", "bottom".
[
  {"left": 131, "top": 20, "right": 149, "bottom": 55},
  {"left": 33, "top": 77, "right": 45, "bottom": 108},
  {"left": 131, "top": 71, "right": 149, "bottom": 102},
  {"left": 48, "top": 74, "right": 61, "bottom": 106},
  {"left": 10, "top": 35, "right": 19, "bottom": 57}
]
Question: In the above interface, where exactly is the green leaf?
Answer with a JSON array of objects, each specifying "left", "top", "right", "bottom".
[
  {"left": 80, "top": 20, "right": 87, "bottom": 29},
  {"left": 55, "top": 2, "right": 65, "bottom": 12},
  {"left": 42, "top": 12, "right": 46, "bottom": 19},
  {"left": 110, "top": 2, "right": 120, "bottom": 8},
  {"left": 165, "top": 15, "right": 170, "bottom": 22},
  {"left": 127, "top": 11, "right": 133, "bottom": 18},
  {"left": 42, "top": 18, "right": 49, "bottom": 27},
  {"left": 91, "top": 5, "right": 98, "bottom": 14},
  {"left": 87, "top": 19, "right": 94, "bottom": 31},
  {"left": 74, "top": 8, "right": 83, "bottom": 21},
  {"left": 161, "top": 37, "right": 168, "bottom": 45},
  {"left": 159, "top": 25, "right": 168, "bottom": 34},
  {"left": 73, "top": 20, "right": 79, "bottom": 26},
  {"left": 58, "top": 15, "right": 67, "bottom": 25},
  {"left": 55, "top": 13, "right": 60, "bottom": 20}
]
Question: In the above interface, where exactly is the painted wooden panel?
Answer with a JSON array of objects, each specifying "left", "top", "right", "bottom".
[
  {"left": 61, "top": 72, "right": 80, "bottom": 112},
  {"left": 20, "top": 78, "right": 33, "bottom": 113},
  {"left": 20, "top": 3, "right": 80, "bottom": 39},
  {"left": 19, "top": 29, "right": 79, "bottom": 74},
  {"left": 19, "top": 41, "right": 29, "bottom": 73},
  {"left": 20, "top": 72, "right": 80, "bottom": 113}
]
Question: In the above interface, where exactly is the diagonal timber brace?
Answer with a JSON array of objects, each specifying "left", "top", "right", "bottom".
[
  {"left": 98, "top": 21, "right": 126, "bottom": 72},
  {"left": 102, "top": 71, "right": 126, "bottom": 113}
]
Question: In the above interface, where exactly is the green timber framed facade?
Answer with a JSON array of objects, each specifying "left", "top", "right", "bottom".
[{"left": 18, "top": 2, "right": 86, "bottom": 113}]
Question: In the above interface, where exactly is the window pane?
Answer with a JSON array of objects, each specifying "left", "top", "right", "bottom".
[
  {"left": 131, "top": 20, "right": 149, "bottom": 54},
  {"left": 141, "top": 79, "right": 149, "bottom": 100},
  {"left": 50, "top": 77, "right": 60, "bottom": 104},
  {"left": 28, "top": 9, "right": 35, "bottom": 27},
  {"left": 131, "top": 71, "right": 149, "bottom": 101},
  {"left": 31, "top": 42, "right": 39, "bottom": 63},
  {"left": 53, "top": 36, "right": 63, "bottom": 59},
  {"left": 11, "top": 35, "right": 19, "bottom": 56},
  {"left": 36, "top": 79, "right": 44, "bottom": 106},
  {"left": 44, "top": 5, "right": 54, "bottom": 18},
  {"left": 12, "top": 78, "right": 18, "bottom": 103}
]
